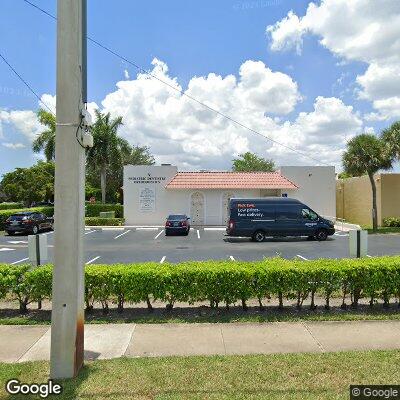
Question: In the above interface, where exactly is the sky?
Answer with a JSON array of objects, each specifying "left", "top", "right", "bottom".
[{"left": 0, "top": 0, "right": 399, "bottom": 178}]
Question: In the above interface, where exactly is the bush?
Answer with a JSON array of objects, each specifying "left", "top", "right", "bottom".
[
  {"left": 0, "top": 202, "right": 24, "bottom": 210},
  {"left": 383, "top": 217, "right": 400, "bottom": 227},
  {"left": 85, "top": 204, "right": 123, "bottom": 218},
  {"left": 85, "top": 217, "right": 124, "bottom": 226},
  {"left": 1, "top": 256, "right": 400, "bottom": 314},
  {"left": 0, "top": 206, "right": 54, "bottom": 231}
]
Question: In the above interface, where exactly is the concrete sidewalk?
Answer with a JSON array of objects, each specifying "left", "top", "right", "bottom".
[{"left": 1, "top": 320, "right": 400, "bottom": 363}]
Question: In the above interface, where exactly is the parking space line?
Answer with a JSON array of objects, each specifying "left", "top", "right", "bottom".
[
  {"left": 114, "top": 230, "right": 131, "bottom": 239},
  {"left": 84, "top": 230, "right": 96, "bottom": 235},
  {"left": 86, "top": 256, "right": 100, "bottom": 265},
  {"left": 366, "top": 254, "right": 372, "bottom": 258},
  {"left": 11, "top": 257, "right": 29, "bottom": 265},
  {"left": 197, "top": 229, "right": 200, "bottom": 239},
  {"left": 136, "top": 227, "right": 158, "bottom": 231},
  {"left": 296, "top": 254, "right": 309, "bottom": 260},
  {"left": 204, "top": 227, "right": 225, "bottom": 231},
  {"left": 160, "top": 256, "right": 166, "bottom": 264},
  {"left": 229, "top": 255, "right": 235, "bottom": 261},
  {"left": 154, "top": 230, "right": 164, "bottom": 240}
]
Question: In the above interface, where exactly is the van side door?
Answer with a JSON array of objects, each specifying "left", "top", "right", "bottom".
[{"left": 274, "top": 204, "right": 304, "bottom": 236}]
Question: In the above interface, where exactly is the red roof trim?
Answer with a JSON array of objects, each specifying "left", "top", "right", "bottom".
[{"left": 165, "top": 171, "right": 298, "bottom": 190}]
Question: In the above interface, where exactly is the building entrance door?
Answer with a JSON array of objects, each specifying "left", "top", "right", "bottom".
[{"left": 190, "top": 192, "right": 204, "bottom": 225}]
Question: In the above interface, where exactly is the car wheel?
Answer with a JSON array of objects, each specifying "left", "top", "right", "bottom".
[
  {"left": 6, "top": 231, "right": 14, "bottom": 236},
  {"left": 32, "top": 225, "right": 39, "bottom": 235},
  {"left": 252, "top": 230, "right": 265, "bottom": 243},
  {"left": 315, "top": 229, "right": 328, "bottom": 241}
]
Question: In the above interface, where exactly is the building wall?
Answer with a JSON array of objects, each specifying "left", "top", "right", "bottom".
[
  {"left": 124, "top": 165, "right": 336, "bottom": 226},
  {"left": 280, "top": 166, "right": 336, "bottom": 218},
  {"left": 336, "top": 175, "right": 382, "bottom": 227},
  {"left": 379, "top": 174, "right": 400, "bottom": 221}
]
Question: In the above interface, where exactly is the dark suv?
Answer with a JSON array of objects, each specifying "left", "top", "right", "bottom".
[{"left": 5, "top": 212, "right": 53, "bottom": 235}]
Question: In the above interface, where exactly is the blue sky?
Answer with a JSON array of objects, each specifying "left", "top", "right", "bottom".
[{"left": 0, "top": 0, "right": 399, "bottom": 177}]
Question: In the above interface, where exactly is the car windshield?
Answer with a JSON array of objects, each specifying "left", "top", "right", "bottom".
[{"left": 168, "top": 215, "right": 186, "bottom": 220}]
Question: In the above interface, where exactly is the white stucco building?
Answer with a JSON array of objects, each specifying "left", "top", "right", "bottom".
[{"left": 123, "top": 165, "right": 336, "bottom": 226}]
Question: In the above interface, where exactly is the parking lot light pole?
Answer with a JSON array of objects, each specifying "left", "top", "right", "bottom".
[{"left": 50, "top": 0, "right": 86, "bottom": 379}]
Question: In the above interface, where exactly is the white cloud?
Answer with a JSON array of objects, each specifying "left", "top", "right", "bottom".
[
  {"left": 101, "top": 59, "right": 360, "bottom": 169},
  {"left": 2, "top": 142, "right": 26, "bottom": 149},
  {"left": 0, "top": 58, "right": 363, "bottom": 170},
  {"left": 266, "top": 11, "right": 305, "bottom": 54},
  {"left": 0, "top": 109, "right": 43, "bottom": 141},
  {"left": 267, "top": 0, "right": 400, "bottom": 120},
  {"left": 124, "top": 69, "right": 130, "bottom": 79}
]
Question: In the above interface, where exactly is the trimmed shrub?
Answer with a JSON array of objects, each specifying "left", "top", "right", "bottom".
[
  {"left": 383, "top": 217, "right": 400, "bottom": 227},
  {"left": 85, "top": 217, "right": 124, "bottom": 226},
  {"left": 0, "top": 207, "right": 54, "bottom": 231},
  {"left": 85, "top": 204, "right": 123, "bottom": 218},
  {"left": 1, "top": 257, "right": 400, "bottom": 314},
  {"left": 0, "top": 202, "right": 24, "bottom": 210}
]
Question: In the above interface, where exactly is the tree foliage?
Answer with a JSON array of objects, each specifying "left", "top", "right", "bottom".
[
  {"left": 232, "top": 152, "right": 275, "bottom": 172},
  {"left": 32, "top": 109, "right": 56, "bottom": 162},
  {"left": 342, "top": 134, "right": 393, "bottom": 231},
  {"left": 381, "top": 121, "right": 400, "bottom": 161},
  {"left": 0, "top": 161, "right": 55, "bottom": 206}
]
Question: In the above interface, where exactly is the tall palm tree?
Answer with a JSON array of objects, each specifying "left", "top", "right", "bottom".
[
  {"left": 342, "top": 134, "right": 393, "bottom": 232},
  {"left": 86, "top": 110, "right": 130, "bottom": 203},
  {"left": 381, "top": 121, "right": 400, "bottom": 161},
  {"left": 32, "top": 109, "right": 56, "bottom": 161}
]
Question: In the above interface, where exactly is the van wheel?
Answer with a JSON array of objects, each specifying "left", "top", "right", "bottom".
[
  {"left": 315, "top": 229, "right": 328, "bottom": 241},
  {"left": 252, "top": 231, "right": 265, "bottom": 243}
]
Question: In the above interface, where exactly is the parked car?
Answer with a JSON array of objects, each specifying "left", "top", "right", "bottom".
[
  {"left": 226, "top": 197, "right": 335, "bottom": 242},
  {"left": 165, "top": 214, "right": 191, "bottom": 236},
  {"left": 5, "top": 212, "right": 54, "bottom": 235}
]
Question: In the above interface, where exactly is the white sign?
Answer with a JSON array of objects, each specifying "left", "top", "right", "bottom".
[{"left": 139, "top": 187, "right": 155, "bottom": 212}]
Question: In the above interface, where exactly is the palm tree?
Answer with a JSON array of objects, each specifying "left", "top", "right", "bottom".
[
  {"left": 342, "top": 134, "right": 393, "bottom": 232},
  {"left": 86, "top": 110, "right": 130, "bottom": 203},
  {"left": 32, "top": 109, "right": 56, "bottom": 161},
  {"left": 381, "top": 121, "right": 400, "bottom": 161}
]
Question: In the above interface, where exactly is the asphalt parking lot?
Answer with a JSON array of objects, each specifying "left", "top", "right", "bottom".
[{"left": 1, "top": 227, "right": 400, "bottom": 265}]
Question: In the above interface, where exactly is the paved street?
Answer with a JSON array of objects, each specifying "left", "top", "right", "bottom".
[
  {"left": 1, "top": 320, "right": 400, "bottom": 362},
  {"left": 1, "top": 228, "right": 400, "bottom": 265}
]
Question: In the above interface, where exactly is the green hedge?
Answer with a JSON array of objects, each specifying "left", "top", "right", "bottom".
[
  {"left": 0, "top": 207, "right": 54, "bottom": 231},
  {"left": 0, "top": 202, "right": 24, "bottom": 210},
  {"left": 85, "top": 204, "right": 123, "bottom": 218},
  {"left": 383, "top": 217, "right": 400, "bottom": 227},
  {"left": 1, "top": 256, "right": 400, "bottom": 314},
  {"left": 85, "top": 217, "right": 124, "bottom": 226}
]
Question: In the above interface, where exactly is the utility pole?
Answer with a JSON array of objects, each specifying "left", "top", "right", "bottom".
[{"left": 50, "top": 0, "right": 87, "bottom": 379}]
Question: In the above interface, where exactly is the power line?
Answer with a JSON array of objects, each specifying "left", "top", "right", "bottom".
[
  {"left": 21, "top": 0, "right": 328, "bottom": 166},
  {"left": 0, "top": 52, "right": 55, "bottom": 115}
]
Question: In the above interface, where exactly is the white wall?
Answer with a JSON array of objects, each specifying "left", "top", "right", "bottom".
[
  {"left": 279, "top": 166, "right": 336, "bottom": 218},
  {"left": 124, "top": 165, "right": 181, "bottom": 225}
]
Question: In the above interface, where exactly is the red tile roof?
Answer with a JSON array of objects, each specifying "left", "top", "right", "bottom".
[{"left": 165, "top": 171, "right": 298, "bottom": 189}]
